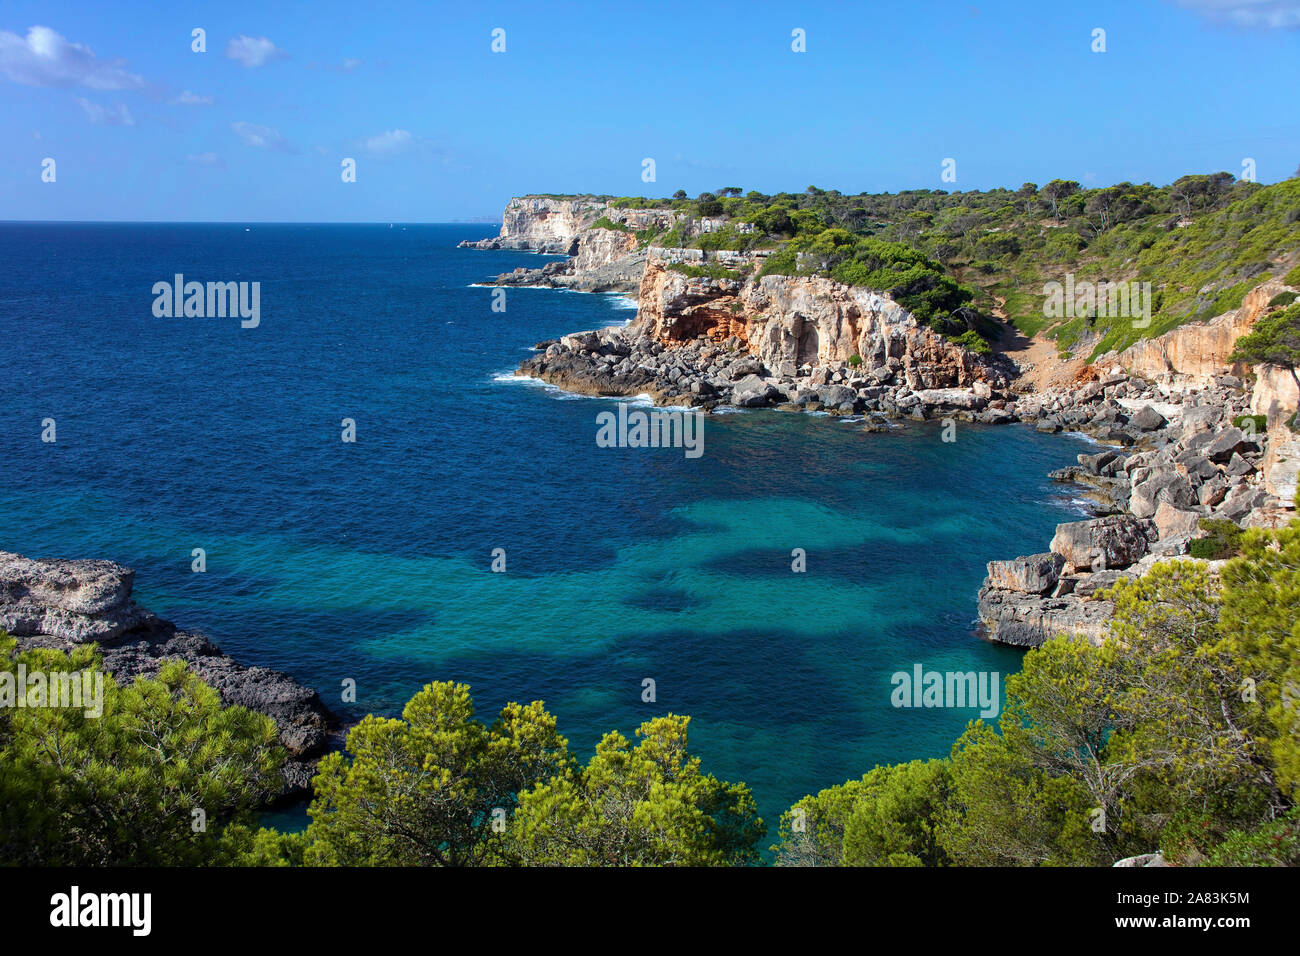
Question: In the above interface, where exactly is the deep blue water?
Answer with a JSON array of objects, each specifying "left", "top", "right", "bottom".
[{"left": 0, "top": 223, "right": 1095, "bottom": 841}]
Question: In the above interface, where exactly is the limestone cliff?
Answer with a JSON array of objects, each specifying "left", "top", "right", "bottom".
[
  {"left": 633, "top": 249, "right": 993, "bottom": 389},
  {"left": 458, "top": 196, "right": 610, "bottom": 254},
  {"left": 464, "top": 196, "right": 675, "bottom": 294},
  {"left": 1102, "top": 281, "right": 1286, "bottom": 382}
]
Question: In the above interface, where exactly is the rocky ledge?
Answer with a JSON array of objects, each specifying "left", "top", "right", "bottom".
[
  {"left": 1, "top": 550, "right": 336, "bottom": 798},
  {"left": 520, "top": 322, "right": 1006, "bottom": 422}
]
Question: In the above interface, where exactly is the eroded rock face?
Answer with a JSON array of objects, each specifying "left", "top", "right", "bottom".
[
  {"left": 1263, "top": 435, "right": 1300, "bottom": 504},
  {"left": 1, "top": 552, "right": 151, "bottom": 641},
  {"left": 1, "top": 550, "right": 335, "bottom": 798},
  {"left": 1, "top": 553, "right": 135, "bottom": 616},
  {"left": 1251, "top": 363, "right": 1300, "bottom": 427},
  {"left": 976, "top": 588, "right": 1115, "bottom": 648},
  {"left": 572, "top": 227, "right": 639, "bottom": 273}
]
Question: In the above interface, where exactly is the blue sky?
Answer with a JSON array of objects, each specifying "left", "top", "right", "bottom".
[{"left": 1, "top": 0, "right": 1297, "bottom": 222}]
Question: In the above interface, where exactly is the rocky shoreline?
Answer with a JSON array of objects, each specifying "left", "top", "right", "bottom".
[
  {"left": 465, "top": 196, "right": 1300, "bottom": 651},
  {"left": 1, "top": 550, "right": 337, "bottom": 799}
]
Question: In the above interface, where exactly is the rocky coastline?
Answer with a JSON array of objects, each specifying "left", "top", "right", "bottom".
[
  {"left": 1, "top": 550, "right": 337, "bottom": 799},
  {"left": 467, "top": 195, "right": 1300, "bottom": 650}
]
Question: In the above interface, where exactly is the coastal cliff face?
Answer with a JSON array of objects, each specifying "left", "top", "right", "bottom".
[
  {"left": 1, "top": 550, "right": 335, "bottom": 796},
  {"left": 634, "top": 252, "right": 989, "bottom": 389},
  {"left": 460, "top": 196, "right": 608, "bottom": 254},
  {"left": 466, "top": 197, "right": 675, "bottom": 293},
  {"left": 1104, "top": 281, "right": 1286, "bottom": 382}
]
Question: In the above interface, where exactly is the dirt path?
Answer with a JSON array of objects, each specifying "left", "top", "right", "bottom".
[{"left": 990, "top": 295, "right": 1088, "bottom": 393}]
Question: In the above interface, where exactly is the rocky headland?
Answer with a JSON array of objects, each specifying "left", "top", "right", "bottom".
[
  {"left": 0, "top": 550, "right": 336, "bottom": 799},
  {"left": 466, "top": 195, "right": 1300, "bottom": 649}
]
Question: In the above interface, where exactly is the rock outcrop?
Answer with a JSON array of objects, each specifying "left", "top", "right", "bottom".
[
  {"left": 462, "top": 196, "right": 676, "bottom": 294},
  {"left": 516, "top": 246, "right": 1006, "bottom": 418},
  {"left": 1, "top": 550, "right": 335, "bottom": 798}
]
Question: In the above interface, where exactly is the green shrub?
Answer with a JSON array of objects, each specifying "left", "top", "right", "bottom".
[
  {"left": 848, "top": 354, "right": 862, "bottom": 366},
  {"left": 1268, "top": 290, "right": 1299, "bottom": 308},
  {"left": 1189, "top": 519, "right": 1244, "bottom": 560},
  {"left": 656, "top": 227, "right": 685, "bottom": 248},
  {"left": 1233, "top": 414, "right": 1267, "bottom": 435},
  {"left": 589, "top": 216, "right": 632, "bottom": 233},
  {"left": 1202, "top": 808, "right": 1300, "bottom": 866},
  {"left": 666, "top": 261, "right": 744, "bottom": 281},
  {"left": 952, "top": 329, "right": 993, "bottom": 355},
  {"left": 1283, "top": 262, "right": 1300, "bottom": 287}
]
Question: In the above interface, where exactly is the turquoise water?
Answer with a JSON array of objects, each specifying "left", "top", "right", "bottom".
[{"left": 0, "top": 223, "right": 1094, "bottom": 838}]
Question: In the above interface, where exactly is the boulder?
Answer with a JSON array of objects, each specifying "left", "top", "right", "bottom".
[
  {"left": 1078, "top": 451, "right": 1119, "bottom": 475},
  {"left": 1174, "top": 449, "right": 1218, "bottom": 482},
  {"left": 727, "top": 356, "right": 764, "bottom": 380},
  {"left": 0, "top": 552, "right": 153, "bottom": 642},
  {"left": 914, "top": 387, "right": 982, "bottom": 410},
  {"left": 1050, "top": 514, "right": 1149, "bottom": 572},
  {"left": 817, "top": 385, "right": 859, "bottom": 408},
  {"left": 1113, "top": 852, "right": 1169, "bottom": 868},
  {"left": 1153, "top": 500, "right": 1203, "bottom": 540},
  {"left": 1204, "top": 427, "right": 1256, "bottom": 463},
  {"left": 1198, "top": 473, "right": 1228, "bottom": 507},
  {"left": 1130, "top": 466, "right": 1196, "bottom": 518},
  {"left": 0, "top": 552, "right": 135, "bottom": 616},
  {"left": 1223, "top": 452, "right": 1256, "bottom": 477},
  {"left": 1129, "top": 405, "right": 1168, "bottom": 432}
]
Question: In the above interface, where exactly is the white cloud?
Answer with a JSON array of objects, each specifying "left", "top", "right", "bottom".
[
  {"left": 172, "top": 90, "right": 213, "bottom": 106},
  {"left": 0, "top": 25, "right": 145, "bottom": 89},
  {"left": 187, "top": 152, "right": 223, "bottom": 167},
  {"left": 364, "top": 128, "right": 412, "bottom": 156},
  {"left": 1174, "top": 0, "right": 1300, "bottom": 28},
  {"left": 338, "top": 57, "right": 362, "bottom": 72},
  {"left": 75, "top": 97, "right": 134, "bottom": 126},
  {"left": 225, "top": 35, "right": 283, "bottom": 67},
  {"left": 232, "top": 121, "right": 291, "bottom": 151}
]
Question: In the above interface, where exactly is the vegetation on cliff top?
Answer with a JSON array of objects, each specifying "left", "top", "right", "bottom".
[{"left": 559, "top": 173, "right": 1300, "bottom": 360}]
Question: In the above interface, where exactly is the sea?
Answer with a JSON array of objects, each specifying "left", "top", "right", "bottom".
[{"left": 0, "top": 222, "right": 1097, "bottom": 841}]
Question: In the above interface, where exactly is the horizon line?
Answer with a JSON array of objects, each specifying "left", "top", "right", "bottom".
[{"left": 0, "top": 220, "right": 505, "bottom": 226}]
